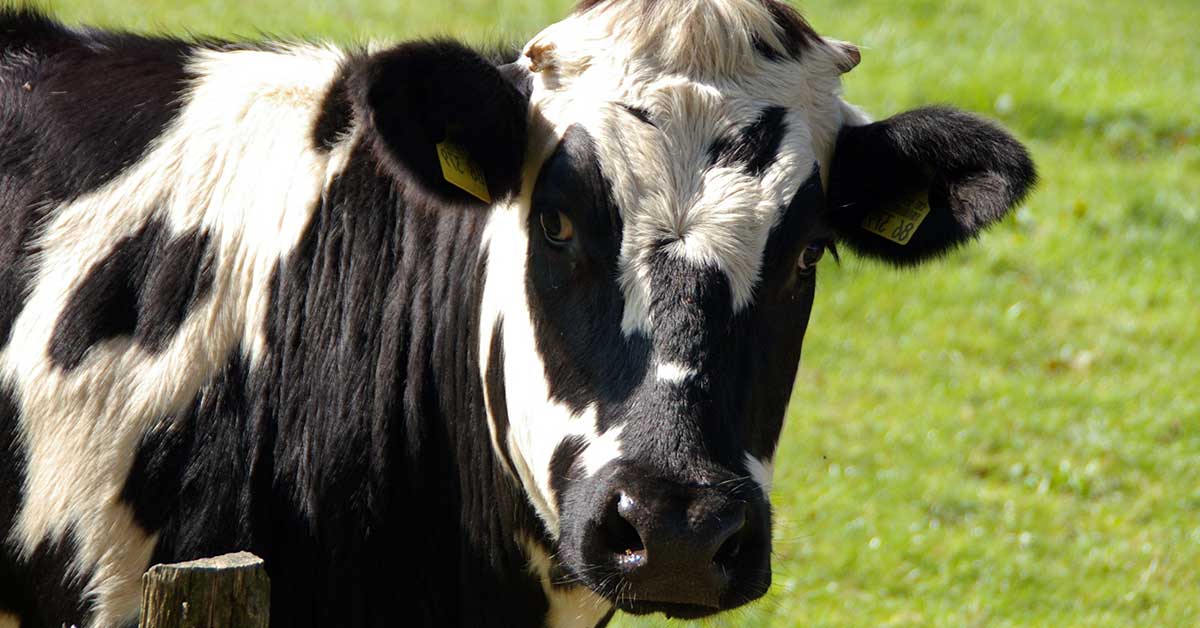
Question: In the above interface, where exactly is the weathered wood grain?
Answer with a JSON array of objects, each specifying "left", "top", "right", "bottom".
[{"left": 139, "top": 552, "right": 270, "bottom": 628}]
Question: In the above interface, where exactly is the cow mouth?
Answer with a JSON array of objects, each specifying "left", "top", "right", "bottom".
[
  {"left": 614, "top": 599, "right": 724, "bottom": 620},
  {"left": 592, "top": 575, "right": 771, "bottom": 619},
  {"left": 563, "top": 559, "right": 772, "bottom": 620}
]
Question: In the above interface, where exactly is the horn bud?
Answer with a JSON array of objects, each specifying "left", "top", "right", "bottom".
[
  {"left": 829, "top": 39, "right": 861, "bottom": 74},
  {"left": 526, "top": 41, "right": 558, "bottom": 73}
]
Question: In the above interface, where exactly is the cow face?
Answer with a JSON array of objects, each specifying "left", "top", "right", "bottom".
[{"left": 356, "top": 0, "right": 1034, "bottom": 619}]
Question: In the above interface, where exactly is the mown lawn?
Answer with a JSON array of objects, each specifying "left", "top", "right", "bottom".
[{"left": 43, "top": 0, "right": 1200, "bottom": 625}]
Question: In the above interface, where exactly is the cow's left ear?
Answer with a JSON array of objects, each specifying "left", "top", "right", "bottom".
[
  {"left": 351, "top": 40, "right": 530, "bottom": 206},
  {"left": 826, "top": 106, "right": 1036, "bottom": 265}
]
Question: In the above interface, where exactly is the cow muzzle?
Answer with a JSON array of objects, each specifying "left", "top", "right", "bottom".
[{"left": 557, "top": 463, "right": 772, "bottom": 619}]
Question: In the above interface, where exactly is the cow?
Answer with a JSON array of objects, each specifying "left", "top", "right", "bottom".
[{"left": 0, "top": 1, "right": 1035, "bottom": 626}]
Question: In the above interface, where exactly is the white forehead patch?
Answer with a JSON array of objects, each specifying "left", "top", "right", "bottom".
[{"left": 521, "top": 0, "right": 854, "bottom": 336}]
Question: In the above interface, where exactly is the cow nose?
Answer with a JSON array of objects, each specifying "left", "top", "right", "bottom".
[{"left": 595, "top": 488, "right": 750, "bottom": 608}]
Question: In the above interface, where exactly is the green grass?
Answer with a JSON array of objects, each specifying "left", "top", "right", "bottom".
[{"left": 40, "top": 0, "right": 1200, "bottom": 625}]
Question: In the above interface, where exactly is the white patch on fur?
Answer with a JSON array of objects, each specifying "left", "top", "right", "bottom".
[
  {"left": 0, "top": 43, "right": 351, "bottom": 627},
  {"left": 744, "top": 453, "right": 775, "bottom": 496},
  {"left": 521, "top": 537, "right": 612, "bottom": 628},
  {"left": 520, "top": 0, "right": 857, "bottom": 335},
  {"left": 581, "top": 423, "right": 624, "bottom": 477},
  {"left": 656, "top": 362, "right": 696, "bottom": 383}
]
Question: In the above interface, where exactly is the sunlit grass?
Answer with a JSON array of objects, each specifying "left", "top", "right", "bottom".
[{"left": 37, "top": 0, "right": 1200, "bottom": 625}]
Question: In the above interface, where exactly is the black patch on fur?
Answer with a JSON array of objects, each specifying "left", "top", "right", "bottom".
[
  {"left": 753, "top": 0, "right": 819, "bottom": 60},
  {"left": 484, "top": 318, "right": 519, "bottom": 475},
  {"left": 122, "top": 353, "right": 257, "bottom": 546},
  {"left": 1, "top": 8, "right": 193, "bottom": 350},
  {"left": 0, "top": 172, "right": 33, "bottom": 350},
  {"left": 827, "top": 106, "right": 1037, "bottom": 265},
  {"left": 348, "top": 40, "right": 530, "bottom": 207},
  {"left": 48, "top": 220, "right": 214, "bottom": 370},
  {"left": 526, "top": 126, "right": 650, "bottom": 417},
  {"left": 0, "top": 9, "right": 192, "bottom": 202},
  {"left": 138, "top": 229, "right": 216, "bottom": 353},
  {"left": 738, "top": 165, "right": 825, "bottom": 460},
  {"left": 48, "top": 221, "right": 163, "bottom": 369},
  {"left": 709, "top": 107, "right": 788, "bottom": 177},
  {"left": 312, "top": 70, "right": 354, "bottom": 152},
  {"left": 0, "top": 384, "right": 26, "bottom": 616},
  {"left": 647, "top": 252, "right": 732, "bottom": 368},
  {"left": 549, "top": 435, "right": 589, "bottom": 511},
  {"left": 0, "top": 528, "right": 95, "bottom": 628},
  {"left": 619, "top": 103, "right": 656, "bottom": 128}
]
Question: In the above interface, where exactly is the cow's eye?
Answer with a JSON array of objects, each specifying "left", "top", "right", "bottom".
[
  {"left": 541, "top": 210, "right": 575, "bottom": 246},
  {"left": 798, "top": 242, "right": 826, "bottom": 275}
]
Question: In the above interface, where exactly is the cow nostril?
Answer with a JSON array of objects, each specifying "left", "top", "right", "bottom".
[
  {"left": 713, "top": 518, "right": 747, "bottom": 568},
  {"left": 604, "top": 492, "right": 646, "bottom": 568}
]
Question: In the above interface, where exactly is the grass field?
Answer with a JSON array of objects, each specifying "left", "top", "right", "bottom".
[{"left": 42, "top": 0, "right": 1200, "bottom": 625}]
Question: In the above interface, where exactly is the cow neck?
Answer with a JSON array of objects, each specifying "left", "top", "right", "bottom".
[{"left": 247, "top": 139, "right": 551, "bottom": 624}]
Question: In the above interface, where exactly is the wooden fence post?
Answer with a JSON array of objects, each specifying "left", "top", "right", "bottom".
[{"left": 139, "top": 552, "right": 270, "bottom": 628}]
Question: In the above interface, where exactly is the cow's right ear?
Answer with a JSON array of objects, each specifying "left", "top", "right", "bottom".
[
  {"left": 351, "top": 41, "right": 530, "bottom": 206},
  {"left": 825, "top": 106, "right": 1036, "bottom": 265}
]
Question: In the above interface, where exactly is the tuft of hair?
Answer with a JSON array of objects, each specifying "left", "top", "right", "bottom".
[
  {"left": 0, "top": 6, "right": 76, "bottom": 55},
  {"left": 574, "top": 0, "right": 818, "bottom": 78}
]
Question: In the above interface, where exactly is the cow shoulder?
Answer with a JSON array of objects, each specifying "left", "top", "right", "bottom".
[{"left": 1, "top": 10, "right": 197, "bottom": 350}]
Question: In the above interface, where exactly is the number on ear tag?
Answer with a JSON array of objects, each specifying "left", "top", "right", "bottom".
[
  {"left": 436, "top": 141, "right": 491, "bottom": 203},
  {"left": 862, "top": 205, "right": 930, "bottom": 245}
]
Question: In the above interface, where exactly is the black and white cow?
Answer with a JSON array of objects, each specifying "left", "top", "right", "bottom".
[{"left": 0, "top": 1, "right": 1035, "bottom": 626}]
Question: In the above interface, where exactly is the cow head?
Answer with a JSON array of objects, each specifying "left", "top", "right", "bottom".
[{"left": 353, "top": 0, "right": 1035, "bottom": 619}]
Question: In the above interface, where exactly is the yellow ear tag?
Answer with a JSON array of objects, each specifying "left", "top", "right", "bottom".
[
  {"left": 861, "top": 204, "right": 930, "bottom": 245},
  {"left": 436, "top": 141, "right": 491, "bottom": 203}
]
